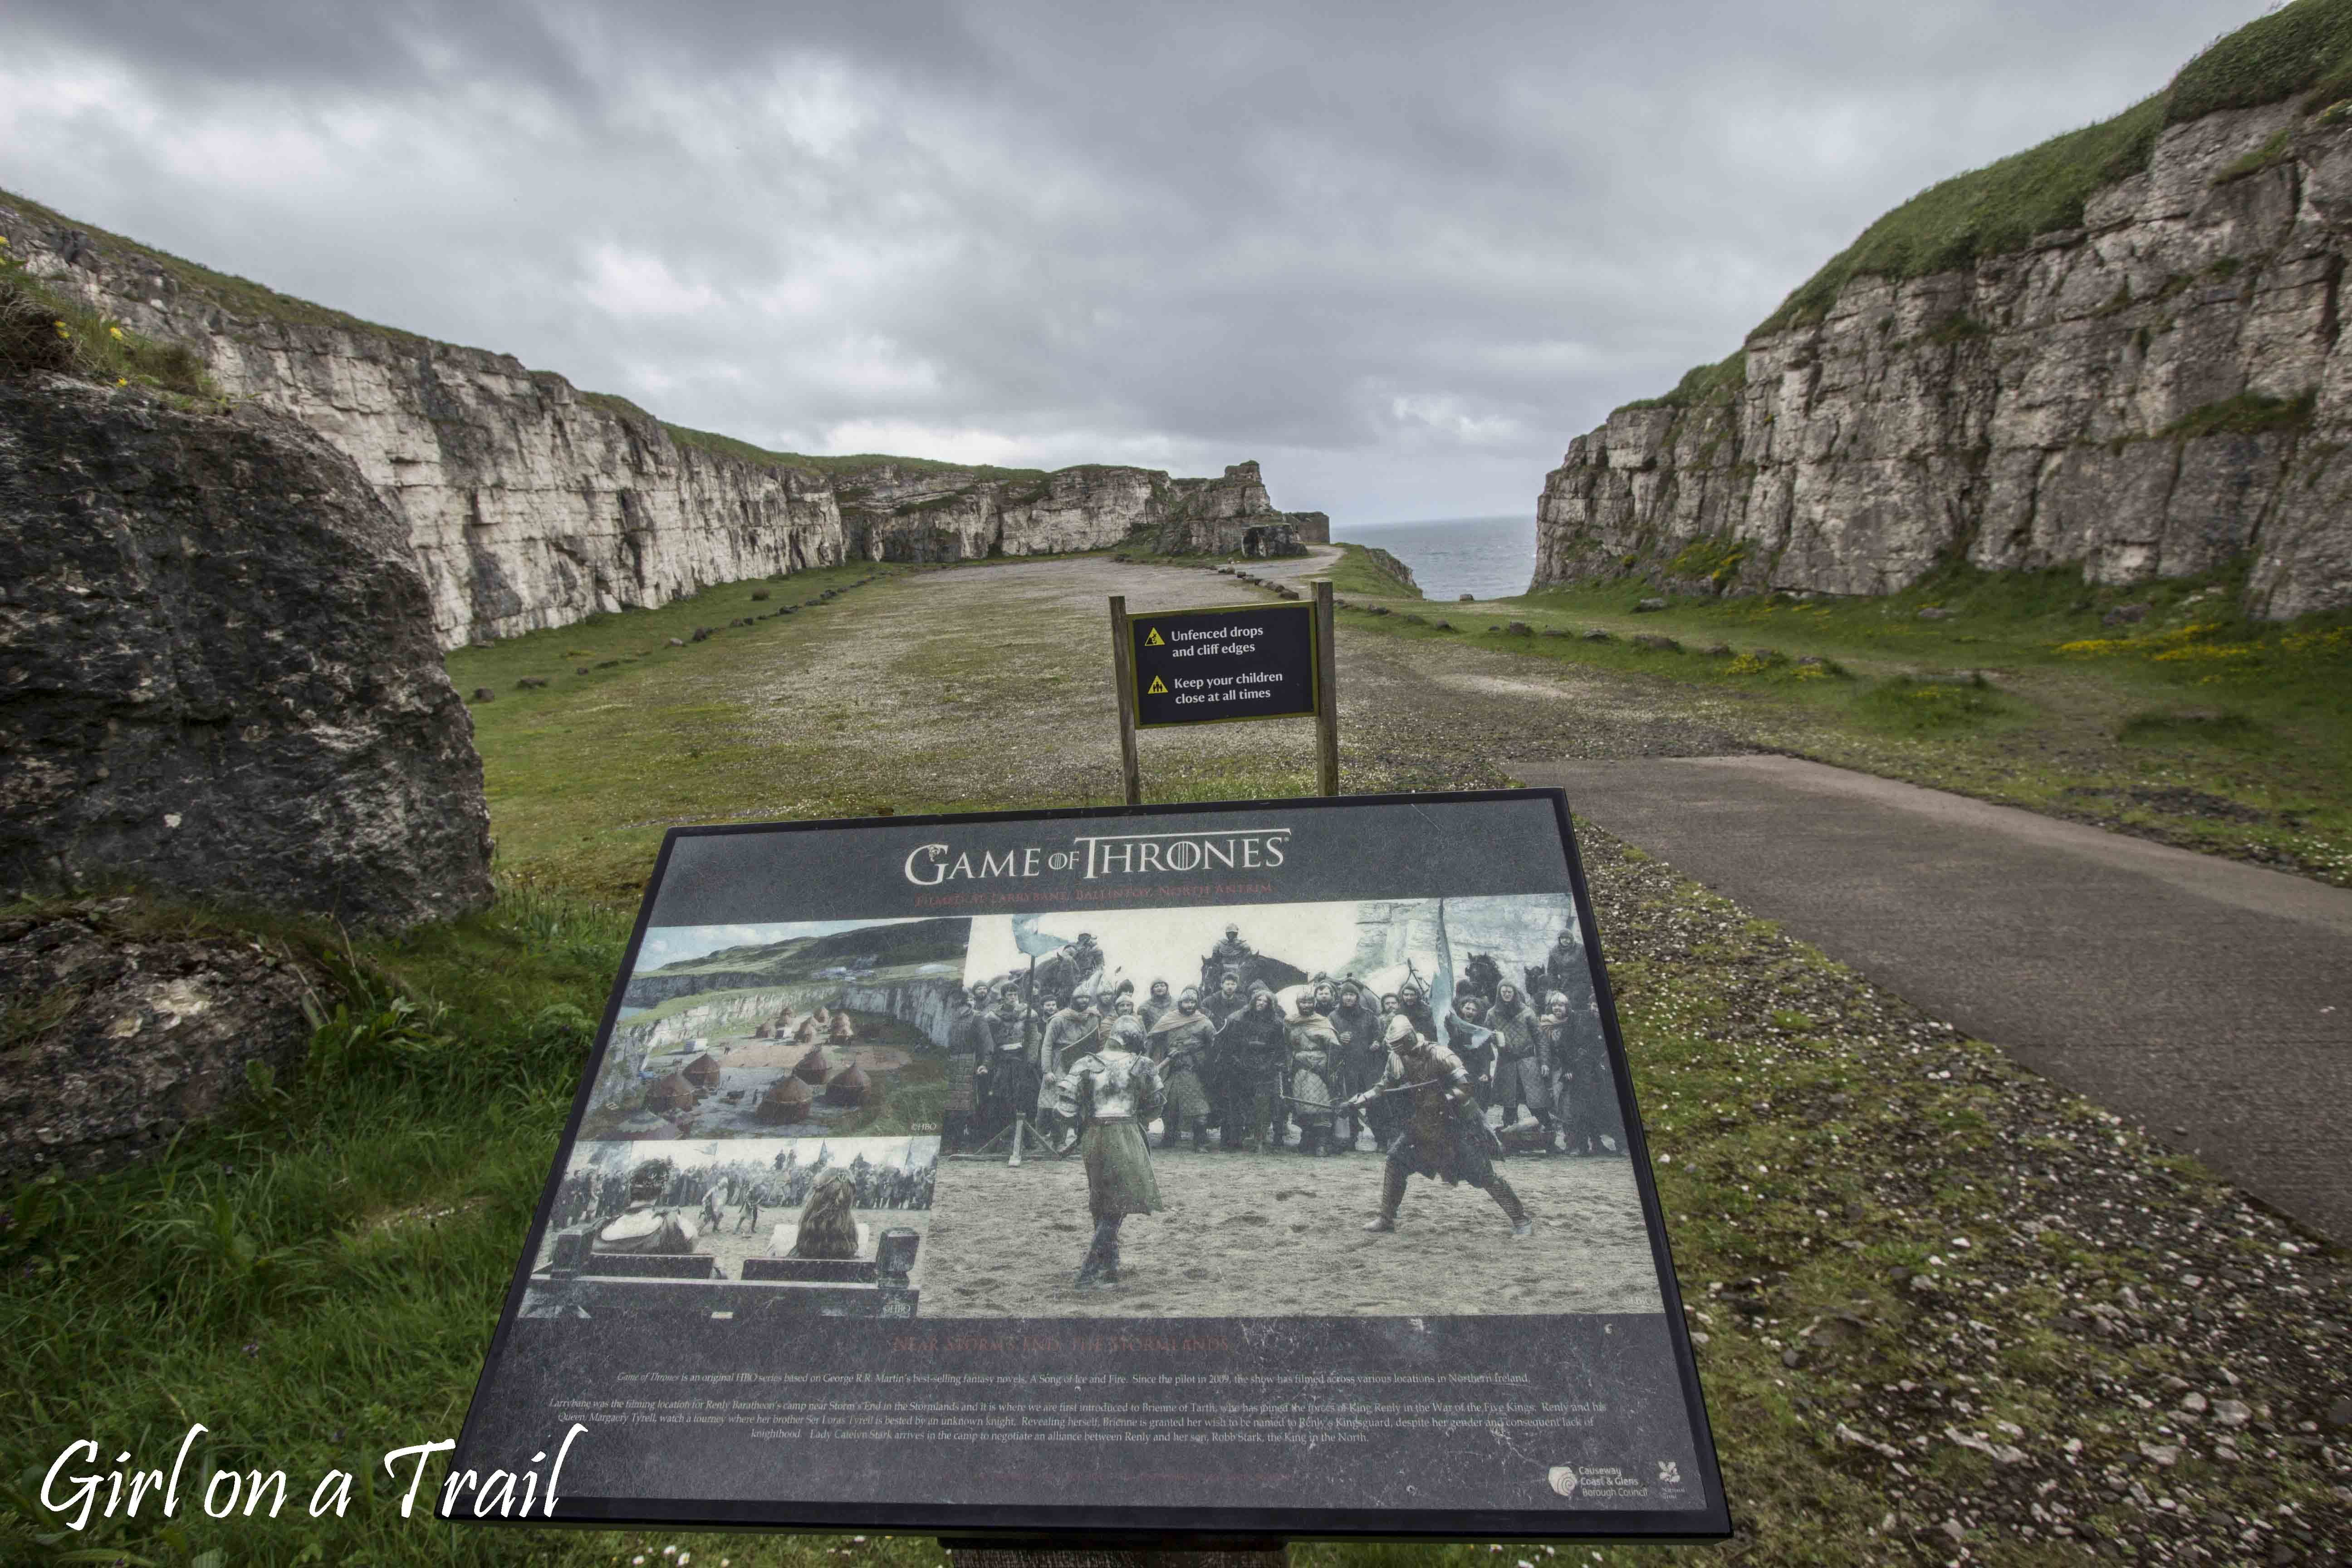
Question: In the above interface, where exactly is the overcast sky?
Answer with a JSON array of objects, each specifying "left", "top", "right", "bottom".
[{"left": 0, "top": 0, "right": 2269, "bottom": 527}]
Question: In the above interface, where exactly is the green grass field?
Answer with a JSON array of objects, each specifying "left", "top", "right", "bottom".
[{"left": 1318, "top": 544, "right": 2352, "bottom": 885}]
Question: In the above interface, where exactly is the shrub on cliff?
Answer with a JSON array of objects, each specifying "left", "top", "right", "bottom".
[
  {"left": 1621, "top": 350, "right": 1747, "bottom": 412},
  {"left": 0, "top": 235, "right": 209, "bottom": 395}
]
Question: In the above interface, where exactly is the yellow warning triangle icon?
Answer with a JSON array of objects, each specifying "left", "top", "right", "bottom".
[
  {"left": 1147, "top": 676, "right": 1169, "bottom": 695},
  {"left": 1145, "top": 628, "right": 1165, "bottom": 646}
]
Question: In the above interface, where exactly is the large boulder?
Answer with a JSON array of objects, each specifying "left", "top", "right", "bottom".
[
  {"left": 0, "top": 376, "right": 493, "bottom": 927},
  {"left": 0, "top": 899, "right": 314, "bottom": 1181}
]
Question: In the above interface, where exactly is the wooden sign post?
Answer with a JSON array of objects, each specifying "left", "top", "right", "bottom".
[
  {"left": 1112, "top": 580, "right": 1338, "bottom": 804},
  {"left": 1312, "top": 579, "right": 1338, "bottom": 797},
  {"left": 1108, "top": 594, "right": 1146, "bottom": 807}
]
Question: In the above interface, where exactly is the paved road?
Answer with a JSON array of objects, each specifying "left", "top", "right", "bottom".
[{"left": 1513, "top": 755, "right": 2352, "bottom": 1241}]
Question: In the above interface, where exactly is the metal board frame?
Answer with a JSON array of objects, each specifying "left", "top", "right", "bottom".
[{"left": 445, "top": 789, "right": 1730, "bottom": 1544}]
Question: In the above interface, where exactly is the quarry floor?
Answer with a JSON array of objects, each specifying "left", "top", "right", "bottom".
[
  {"left": 471, "top": 544, "right": 2352, "bottom": 1239},
  {"left": 426, "top": 551, "right": 2352, "bottom": 1557}
]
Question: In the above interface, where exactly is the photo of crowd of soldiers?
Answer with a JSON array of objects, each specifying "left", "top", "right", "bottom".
[
  {"left": 545, "top": 1138, "right": 937, "bottom": 1274},
  {"left": 932, "top": 915, "right": 1628, "bottom": 1269},
  {"left": 945, "top": 921, "right": 1621, "bottom": 1161}
]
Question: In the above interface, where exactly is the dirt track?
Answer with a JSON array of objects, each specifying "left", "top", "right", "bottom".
[
  {"left": 921, "top": 1145, "right": 1663, "bottom": 1319},
  {"left": 723, "top": 550, "right": 1745, "bottom": 812}
]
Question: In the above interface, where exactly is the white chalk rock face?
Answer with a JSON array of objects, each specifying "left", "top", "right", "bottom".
[
  {"left": 0, "top": 198, "right": 1327, "bottom": 646},
  {"left": 1535, "top": 103, "right": 2352, "bottom": 619}
]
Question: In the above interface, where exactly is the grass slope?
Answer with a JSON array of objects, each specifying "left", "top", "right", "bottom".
[
  {"left": 1323, "top": 539, "right": 1426, "bottom": 598},
  {"left": 1329, "top": 557, "right": 2352, "bottom": 885},
  {"left": 636, "top": 918, "right": 968, "bottom": 981},
  {"left": 1706, "top": 0, "right": 2352, "bottom": 353}
]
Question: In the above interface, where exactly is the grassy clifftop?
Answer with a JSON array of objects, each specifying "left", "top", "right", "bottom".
[
  {"left": 1613, "top": 0, "right": 2352, "bottom": 392},
  {"left": 571, "top": 390, "right": 1050, "bottom": 485},
  {"left": 0, "top": 184, "right": 1045, "bottom": 485},
  {"left": 1751, "top": 0, "right": 2352, "bottom": 340}
]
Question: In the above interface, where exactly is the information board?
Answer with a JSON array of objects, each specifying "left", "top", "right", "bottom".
[
  {"left": 448, "top": 790, "right": 1727, "bottom": 1543},
  {"left": 1128, "top": 602, "right": 1317, "bottom": 727}
]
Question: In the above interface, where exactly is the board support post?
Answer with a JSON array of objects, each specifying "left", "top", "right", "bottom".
[
  {"left": 943, "top": 1541, "right": 1289, "bottom": 1568},
  {"left": 1109, "top": 593, "right": 1143, "bottom": 806},
  {"left": 1313, "top": 578, "right": 1339, "bottom": 797}
]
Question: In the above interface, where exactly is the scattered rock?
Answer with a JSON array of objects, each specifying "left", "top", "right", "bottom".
[
  {"left": 1459, "top": 592, "right": 1476, "bottom": 602},
  {"left": 1506, "top": 621, "right": 1534, "bottom": 636},
  {"left": 2180, "top": 1392, "right": 2208, "bottom": 1414},
  {"left": 1947, "top": 1426, "right": 2028, "bottom": 1465},
  {"left": 691, "top": 628, "right": 711, "bottom": 642},
  {"left": 1371, "top": 605, "right": 1391, "bottom": 616},
  {"left": 1633, "top": 633, "right": 1682, "bottom": 652},
  {"left": 1633, "top": 598, "right": 1668, "bottom": 612},
  {"left": 750, "top": 588, "right": 769, "bottom": 601},
  {"left": 576, "top": 665, "right": 592, "bottom": 675},
  {"left": 1917, "top": 607, "right": 1955, "bottom": 620},
  {"left": 595, "top": 659, "right": 620, "bottom": 669},
  {"left": 469, "top": 686, "right": 495, "bottom": 702},
  {"left": 2212, "top": 1398, "right": 2251, "bottom": 1428},
  {"left": 2327, "top": 1396, "right": 2352, "bottom": 1429},
  {"left": 2103, "top": 603, "right": 2151, "bottom": 626},
  {"left": 667, "top": 637, "right": 686, "bottom": 647},
  {"left": 1703, "top": 642, "right": 1733, "bottom": 656},
  {"left": 1540, "top": 627, "right": 1570, "bottom": 637},
  {"left": 514, "top": 676, "right": 548, "bottom": 690},
  {"left": 2140, "top": 1442, "right": 2180, "bottom": 1468},
  {"left": 1582, "top": 629, "right": 1612, "bottom": 642},
  {"left": 1432, "top": 620, "right": 1456, "bottom": 631}
]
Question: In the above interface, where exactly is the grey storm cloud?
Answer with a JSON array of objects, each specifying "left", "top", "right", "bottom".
[{"left": 0, "top": 0, "right": 2273, "bottom": 522}]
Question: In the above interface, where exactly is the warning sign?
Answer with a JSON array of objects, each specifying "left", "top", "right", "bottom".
[{"left": 1129, "top": 601, "right": 1317, "bottom": 727}]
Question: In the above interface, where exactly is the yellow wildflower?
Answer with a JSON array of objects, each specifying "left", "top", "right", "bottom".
[
  {"left": 54, "top": 321, "right": 69, "bottom": 338},
  {"left": 108, "top": 325, "right": 124, "bottom": 341}
]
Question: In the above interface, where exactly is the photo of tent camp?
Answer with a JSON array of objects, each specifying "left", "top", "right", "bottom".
[
  {"left": 521, "top": 1136, "right": 939, "bottom": 1320},
  {"left": 924, "top": 894, "right": 1668, "bottom": 1320},
  {"left": 578, "top": 916, "right": 970, "bottom": 1142}
]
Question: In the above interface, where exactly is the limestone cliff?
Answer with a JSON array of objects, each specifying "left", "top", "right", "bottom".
[
  {"left": 839, "top": 457, "right": 1327, "bottom": 562},
  {"left": 1150, "top": 462, "right": 1330, "bottom": 557},
  {"left": 1537, "top": 99, "right": 2352, "bottom": 619},
  {"left": 0, "top": 193, "right": 1327, "bottom": 646}
]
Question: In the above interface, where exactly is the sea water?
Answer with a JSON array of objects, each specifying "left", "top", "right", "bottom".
[{"left": 1343, "top": 514, "right": 1536, "bottom": 602}]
